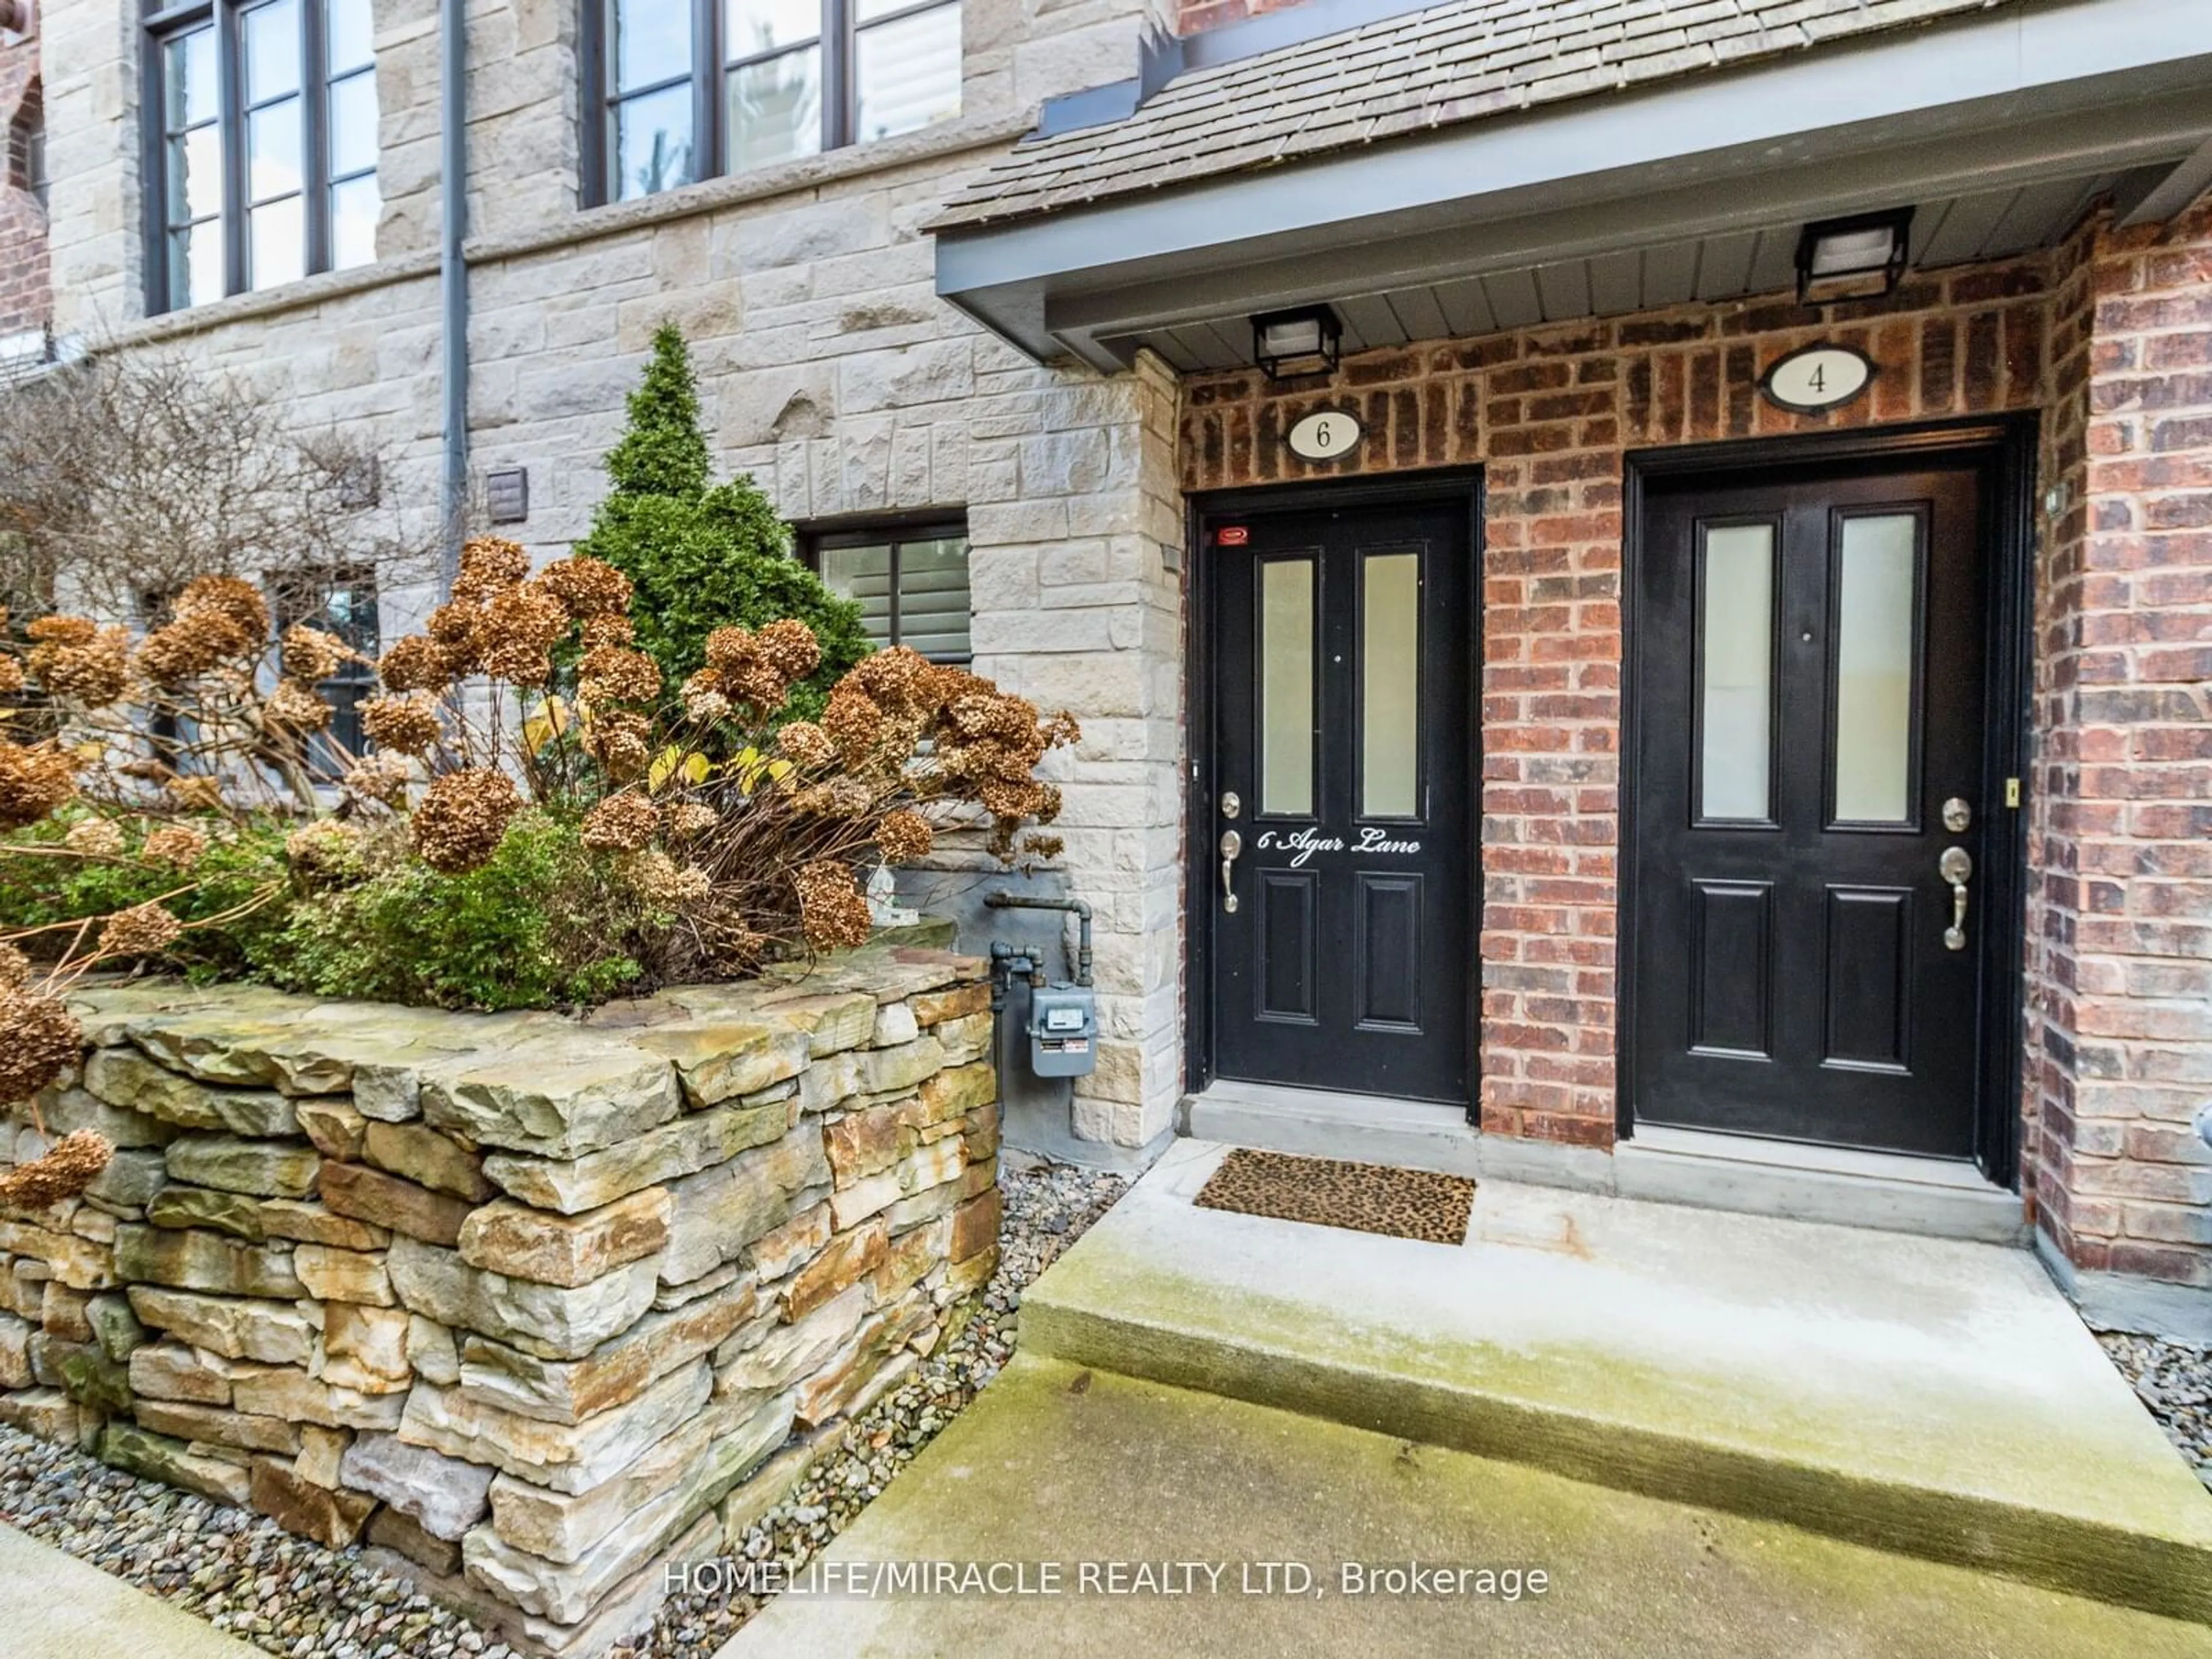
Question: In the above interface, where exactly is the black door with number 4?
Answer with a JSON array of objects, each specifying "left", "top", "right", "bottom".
[
  {"left": 1206, "top": 498, "right": 1472, "bottom": 1104},
  {"left": 1633, "top": 459, "right": 1992, "bottom": 1156}
]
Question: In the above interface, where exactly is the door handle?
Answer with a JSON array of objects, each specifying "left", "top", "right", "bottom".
[
  {"left": 1938, "top": 846, "right": 1972, "bottom": 951},
  {"left": 1219, "top": 830, "right": 1242, "bottom": 914}
]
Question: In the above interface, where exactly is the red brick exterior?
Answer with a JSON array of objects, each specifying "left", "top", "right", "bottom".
[
  {"left": 0, "top": 11, "right": 47, "bottom": 344},
  {"left": 1175, "top": 0, "right": 1302, "bottom": 36},
  {"left": 1178, "top": 204, "right": 2212, "bottom": 1283}
]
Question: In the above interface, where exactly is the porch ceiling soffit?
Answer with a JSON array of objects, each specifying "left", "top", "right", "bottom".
[{"left": 934, "top": 0, "right": 2212, "bottom": 370}]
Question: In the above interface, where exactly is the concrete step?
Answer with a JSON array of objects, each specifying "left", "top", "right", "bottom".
[
  {"left": 1020, "top": 1139, "right": 2212, "bottom": 1625},
  {"left": 720, "top": 1355, "right": 2212, "bottom": 1659}
]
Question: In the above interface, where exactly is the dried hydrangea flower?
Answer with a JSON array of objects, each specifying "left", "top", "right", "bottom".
[
  {"left": 578, "top": 646, "right": 662, "bottom": 705},
  {"left": 794, "top": 859, "right": 872, "bottom": 950},
  {"left": 665, "top": 801, "right": 717, "bottom": 839},
  {"left": 0, "top": 656, "right": 22, "bottom": 695},
  {"left": 875, "top": 808, "right": 934, "bottom": 864},
  {"left": 265, "top": 679, "right": 334, "bottom": 732},
  {"left": 0, "top": 1130, "right": 114, "bottom": 1212},
  {"left": 621, "top": 847, "right": 711, "bottom": 907},
  {"left": 536, "top": 556, "right": 632, "bottom": 620},
  {"left": 63, "top": 817, "right": 126, "bottom": 857},
  {"left": 175, "top": 575, "right": 271, "bottom": 641},
  {"left": 137, "top": 612, "right": 255, "bottom": 684},
  {"left": 141, "top": 823, "right": 210, "bottom": 869},
  {"left": 680, "top": 673, "right": 730, "bottom": 726},
  {"left": 0, "top": 942, "right": 28, "bottom": 989},
  {"left": 583, "top": 710, "right": 652, "bottom": 781},
  {"left": 359, "top": 691, "right": 444, "bottom": 756},
  {"left": 411, "top": 768, "right": 521, "bottom": 873},
  {"left": 775, "top": 721, "right": 836, "bottom": 768},
  {"left": 0, "top": 987, "right": 82, "bottom": 1104},
  {"left": 1021, "top": 833, "right": 1065, "bottom": 861},
  {"left": 791, "top": 777, "right": 873, "bottom": 819},
  {"left": 0, "top": 739, "right": 79, "bottom": 831},
  {"left": 820, "top": 683, "right": 887, "bottom": 764},
  {"left": 343, "top": 753, "right": 414, "bottom": 807},
  {"left": 378, "top": 635, "right": 459, "bottom": 694},
  {"left": 102, "top": 901, "right": 184, "bottom": 958},
  {"left": 580, "top": 614, "right": 635, "bottom": 650},
  {"left": 452, "top": 536, "right": 531, "bottom": 605},
  {"left": 168, "top": 775, "right": 227, "bottom": 813},
  {"left": 755, "top": 619, "right": 821, "bottom": 683},
  {"left": 286, "top": 819, "right": 361, "bottom": 874},
  {"left": 24, "top": 616, "right": 97, "bottom": 647},
  {"left": 27, "top": 626, "right": 131, "bottom": 707},
  {"left": 282, "top": 624, "right": 352, "bottom": 684},
  {"left": 581, "top": 791, "right": 658, "bottom": 852}
]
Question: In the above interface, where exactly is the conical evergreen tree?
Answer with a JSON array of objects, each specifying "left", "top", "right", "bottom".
[{"left": 574, "top": 325, "right": 869, "bottom": 716}]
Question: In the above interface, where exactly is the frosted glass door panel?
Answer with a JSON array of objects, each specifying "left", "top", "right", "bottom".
[
  {"left": 1361, "top": 552, "right": 1420, "bottom": 818},
  {"left": 1834, "top": 514, "right": 1920, "bottom": 823},
  {"left": 1699, "top": 523, "right": 1776, "bottom": 821},
  {"left": 1259, "top": 559, "right": 1316, "bottom": 817}
]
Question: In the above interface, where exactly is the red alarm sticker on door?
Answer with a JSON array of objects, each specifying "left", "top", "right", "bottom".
[{"left": 1215, "top": 526, "right": 1250, "bottom": 546}]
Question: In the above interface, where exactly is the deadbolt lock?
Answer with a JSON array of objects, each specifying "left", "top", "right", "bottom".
[
  {"left": 1221, "top": 791, "right": 1241, "bottom": 820},
  {"left": 1942, "top": 797, "right": 1971, "bottom": 832}
]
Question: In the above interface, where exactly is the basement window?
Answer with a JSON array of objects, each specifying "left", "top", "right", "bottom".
[{"left": 805, "top": 520, "right": 970, "bottom": 662}]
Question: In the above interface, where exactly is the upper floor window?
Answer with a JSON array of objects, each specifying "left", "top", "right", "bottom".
[
  {"left": 807, "top": 520, "right": 970, "bottom": 662},
  {"left": 593, "top": 0, "right": 963, "bottom": 204},
  {"left": 145, "top": 0, "right": 380, "bottom": 313}
]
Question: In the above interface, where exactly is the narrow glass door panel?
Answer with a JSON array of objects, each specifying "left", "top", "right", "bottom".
[
  {"left": 1361, "top": 551, "right": 1421, "bottom": 818},
  {"left": 1259, "top": 556, "right": 1315, "bottom": 816},
  {"left": 1833, "top": 513, "right": 1920, "bottom": 823},
  {"left": 1698, "top": 522, "right": 1777, "bottom": 821}
]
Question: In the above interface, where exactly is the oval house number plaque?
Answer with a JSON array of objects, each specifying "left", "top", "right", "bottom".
[
  {"left": 1760, "top": 343, "right": 1875, "bottom": 413},
  {"left": 1288, "top": 410, "right": 1363, "bottom": 461}
]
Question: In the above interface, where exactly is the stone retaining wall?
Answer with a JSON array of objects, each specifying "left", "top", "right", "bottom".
[{"left": 0, "top": 945, "right": 1000, "bottom": 1654}]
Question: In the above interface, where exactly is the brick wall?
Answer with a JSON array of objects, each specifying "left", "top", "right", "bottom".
[
  {"left": 1174, "top": 0, "right": 1301, "bottom": 35},
  {"left": 2029, "top": 199, "right": 2212, "bottom": 1287},
  {"left": 0, "top": 16, "right": 46, "bottom": 344}
]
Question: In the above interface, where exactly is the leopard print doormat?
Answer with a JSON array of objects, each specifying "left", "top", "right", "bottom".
[{"left": 1194, "top": 1148, "right": 1475, "bottom": 1245}]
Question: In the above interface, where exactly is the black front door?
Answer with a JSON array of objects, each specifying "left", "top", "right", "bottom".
[
  {"left": 1631, "top": 457, "right": 1994, "bottom": 1156},
  {"left": 1205, "top": 494, "right": 1474, "bottom": 1104}
]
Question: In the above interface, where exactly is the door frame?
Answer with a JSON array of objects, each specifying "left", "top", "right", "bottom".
[
  {"left": 1182, "top": 467, "right": 1487, "bottom": 1118},
  {"left": 1618, "top": 416, "right": 2038, "bottom": 1186}
]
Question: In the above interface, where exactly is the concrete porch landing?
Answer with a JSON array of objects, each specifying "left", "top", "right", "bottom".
[{"left": 1020, "top": 1140, "right": 2212, "bottom": 1623}]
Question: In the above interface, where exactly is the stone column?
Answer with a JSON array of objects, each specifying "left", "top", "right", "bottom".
[{"left": 968, "top": 350, "right": 1185, "bottom": 1156}]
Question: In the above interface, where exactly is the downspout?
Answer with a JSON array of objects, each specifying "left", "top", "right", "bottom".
[{"left": 437, "top": 0, "right": 468, "bottom": 590}]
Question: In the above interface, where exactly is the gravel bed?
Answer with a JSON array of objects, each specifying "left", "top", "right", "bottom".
[
  {"left": 0, "top": 1159, "right": 1130, "bottom": 1659},
  {"left": 2100, "top": 1331, "right": 2212, "bottom": 1491}
]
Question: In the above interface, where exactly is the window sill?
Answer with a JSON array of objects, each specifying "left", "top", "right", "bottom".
[
  {"left": 116, "top": 249, "right": 441, "bottom": 348},
  {"left": 469, "top": 111, "right": 1036, "bottom": 268}
]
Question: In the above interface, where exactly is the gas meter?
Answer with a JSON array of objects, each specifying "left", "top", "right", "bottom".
[{"left": 1027, "top": 985, "right": 1098, "bottom": 1078}]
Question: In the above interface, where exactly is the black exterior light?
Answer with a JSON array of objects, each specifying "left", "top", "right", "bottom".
[
  {"left": 1252, "top": 305, "right": 1343, "bottom": 380},
  {"left": 1794, "top": 208, "right": 1914, "bottom": 303}
]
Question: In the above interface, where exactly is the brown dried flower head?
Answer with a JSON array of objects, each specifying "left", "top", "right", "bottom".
[
  {"left": 477, "top": 582, "right": 571, "bottom": 686},
  {"left": 176, "top": 575, "right": 271, "bottom": 641},
  {"left": 282, "top": 625, "right": 353, "bottom": 685},
  {"left": 536, "top": 556, "right": 633, "bottom": 620},
  {"left": 378, "top": 635, "right": 460, "bottom": 694},
  {"left": 359, "top": 691, "right": 444, "bottom": 756},
  {"left": 137, "top": 610, "right": 256, "bottom": 684},
  {"left": 0, "top": 942, "right": 28, "bottom": 989},
  {"left": 680, "top": 673, "right": 730, "bottom": 726},
  {"left": 794, "top": 859, "right": 872, "bottom": 951},
  {"left": 754, "top": 619, "right": 822, "bottom": 683},
  {"left": 791, "top": 777, "right": 873, "bottom": 819},
  {"left": 452, "top": 536, "right": 532, "bottom": 605},
  {"left": 0, "top": 988, "right": 81, "bottom": 1105},
  {"left": 820, "top": 683, "right": 887, "bottom": 766},
  {"left": 0, "top": 739, "right": 78, "bottom": 831},
  {"left": 875, "top": 808, "right": 934, "bottom": 865},
  {"left": 0, "top": 1130, "right": 114, "bottom": 1213},
  {"left": 28, "top": 626, "right": 131, "bottom": 707},
  {"left": 665, "top": 801, "right": 718, "bottom": 839},
  {"left": 578, "top": 646, "right": 662, "bottom": 705},
  {"left": 102, "top": 901, "right": 184, "bottom": 958},
  {"left": 621, "top": 847, "right": 711, "bottom": 908},
  {"left": 24, "top": 616, "right": 96, "bottom": 647},
  {"left": 64, "top": 817, "right": 126, "bottom": 857},
  {"left": 286, "top": 818, "right": 362, "bottom": 874},
  {"left": 168, "top": 775, "right": 228, "bottom": 813},
  {"left": 775, "top": 721, "right": 836, "bottom": 768},
  {"left": 343, "top": 753, "right": 414, "bottom": 808},
  {"left": 580, "top": 615, "right": 635, "bottom": 650},
  {"left": 0, "top": 656, "right": 22, "bottom": 695},
  {"left": 582, "top": 710, "right": 652, "bottom": 782},
  {"left": 581, "top": 791, "right": 658, "bottom": 852},
  {"left": 411, "top": 768, "right": 522, "bottom": 873},
  {"left": 141, "top": 822, "right": 210, "bottom": 869},
  {"left": 265, "top": 679, "right": 334, "bottom": 733}
]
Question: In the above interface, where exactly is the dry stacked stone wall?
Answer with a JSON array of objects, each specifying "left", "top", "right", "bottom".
[{"left": 0, "top": 944, "right": 1000, "bottom": 1654}]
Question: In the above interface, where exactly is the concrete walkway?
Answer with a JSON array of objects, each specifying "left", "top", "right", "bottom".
[
  {"left": 718, "top": 1354, "right": 2212, "bottom": 1658},
  {"left": 1016, "top": 1140, "right": 2212, "bottom": 1622},
  {"left": 0, "top": 1520, "right": 263, "bottom": 1659}
]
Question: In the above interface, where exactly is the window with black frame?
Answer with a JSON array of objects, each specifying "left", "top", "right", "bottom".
[
  {"left": 806, "top": 522, "right": 969, "bottom": 661},
  {"left": 596, "top": 0, "right": 962, "bottom": 204},
  {"left": 144, "top": 0, "right": 380, "bottom": 312},
  {"left": 275, "top": 569, "right": 378, "bottom": 777}
]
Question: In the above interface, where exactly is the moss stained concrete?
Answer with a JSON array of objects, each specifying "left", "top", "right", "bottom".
[
  {"left": 1017, "top": 1141, "right": 2212, "bottom": 1623},
  {"left": 718, "top": 1355, "right": 2212, "bottom": 1659}
]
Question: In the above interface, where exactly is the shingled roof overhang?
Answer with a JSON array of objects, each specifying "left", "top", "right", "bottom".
[{"left": 933, "top": 0, "right": 2212, "bottom": 370}]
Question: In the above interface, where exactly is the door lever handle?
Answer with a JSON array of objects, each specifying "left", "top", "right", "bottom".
[
  {"left": 1219, "top": 830, "right": 1242, "bottom": 914},
  {"left": 1938, "top": 846, "right": 1972, "bottom": 951}
]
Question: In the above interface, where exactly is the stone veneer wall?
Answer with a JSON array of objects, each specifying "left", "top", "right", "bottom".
[{"left": 0, "top": 945, "right": 1000, "bottom": 1654}]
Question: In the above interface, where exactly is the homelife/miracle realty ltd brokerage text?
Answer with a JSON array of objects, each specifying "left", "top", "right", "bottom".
[{"left": 667, "top": 1560, "right": 1554, "bottom": 1600}]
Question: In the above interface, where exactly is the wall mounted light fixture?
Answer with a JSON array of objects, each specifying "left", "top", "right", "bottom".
[
  {"left": 1251, "top": 305, "right": 1343, "bottom": 380},
  {"left": 1794, "top": 208, "right": 1914, "bottom": 304}
]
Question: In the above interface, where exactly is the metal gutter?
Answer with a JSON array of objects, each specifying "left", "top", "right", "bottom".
[{"left": 438, "top": 0, "right": 468, "bottom": 590}]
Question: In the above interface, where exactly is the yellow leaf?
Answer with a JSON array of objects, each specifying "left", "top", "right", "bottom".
[
  {"left": 648, "top": 745, "right": 683, "bottom": 793},
  {"left": 522, "top": 695, "right": 571, "bottom": 756},
  {"left": 74, "top": 742, "right": 105, "bottom": 764},
  {"left": 680, "top": 752, "right": 711, "bottom": 786}
]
